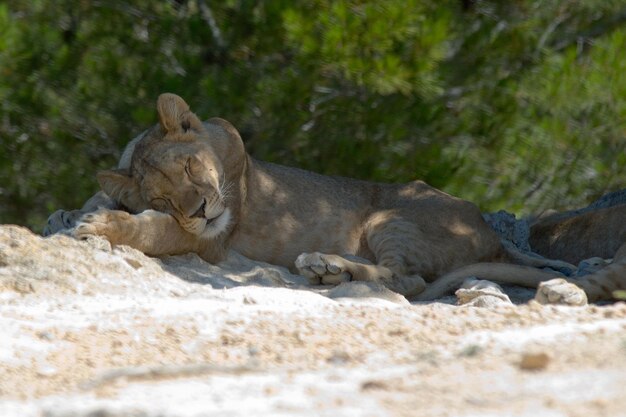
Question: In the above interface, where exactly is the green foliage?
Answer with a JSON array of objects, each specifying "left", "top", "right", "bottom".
[{"left": 0, "top": 0, "right": 625, "bottom": 231}]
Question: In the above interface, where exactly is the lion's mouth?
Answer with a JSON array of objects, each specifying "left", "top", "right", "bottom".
[
  {"left": 192, "top": 198, "right": 222, "bottom": 226},
  {"left": 192, "top": 199, "right": 207, "bottom": 219},
  {"left": 189, "top": 198, "right": 229, "bottom": 238},
  {"left": 200, "top": 207, "right": 231, "bottom": 239},
  {"left": 205, "top": 211, "right": 222, "bottom": 226}
]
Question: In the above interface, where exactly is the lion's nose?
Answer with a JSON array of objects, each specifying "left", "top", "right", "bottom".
[{"left": 191, "top": 199, "right": 206, "bottom": 218}]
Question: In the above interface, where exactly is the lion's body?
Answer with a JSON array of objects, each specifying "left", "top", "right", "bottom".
[
  {"left": 530, "top": 204, "right": 626, "bottom": 264},
  {"left": 234, "top": 157, "right": 504, "bottom": 282},
  {"left": 45, "top": 93, "right": 626, "bottom": 302}
]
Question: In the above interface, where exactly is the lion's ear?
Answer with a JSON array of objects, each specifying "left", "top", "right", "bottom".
[
  {"left": 157, "top": 93, "right": 197, "bottom": 135},
  {"left": 97, "top": 169, "right": 142, "bottom": 208},
  {"left": 206, "top": 117, "right": 242, "bottom": 141}
]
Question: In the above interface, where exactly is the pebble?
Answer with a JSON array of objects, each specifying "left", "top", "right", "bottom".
[
  {"left": 36, "top": 365, "right": 58, "bottom": 377},
  {"left": 519, "top": 352, "right": 551, "bottom": 371}
]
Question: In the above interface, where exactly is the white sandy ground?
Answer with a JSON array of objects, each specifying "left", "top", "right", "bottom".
[{"left": 1, "top": 225, "right": 626, "bottom": 417}]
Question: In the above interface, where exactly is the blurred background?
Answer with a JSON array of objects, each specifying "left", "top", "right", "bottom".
[{"left": 1, "top": 0, "right": 625, "bottom": 232}]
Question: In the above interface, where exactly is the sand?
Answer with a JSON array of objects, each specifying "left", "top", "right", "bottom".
[{"left": 1, "top": 225, "right": 625, "bottom": 417}]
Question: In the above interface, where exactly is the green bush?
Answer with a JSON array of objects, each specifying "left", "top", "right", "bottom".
[{"left": 1, "top": 1, "right": 625, "bottom": 232}]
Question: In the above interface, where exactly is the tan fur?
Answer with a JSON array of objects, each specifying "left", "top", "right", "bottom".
[
  {"left": 576, "top": 244, "right": 626, "bottom": 302},
  {"left": 530, "top": 204, "right": 626, "bottom": 264},
  {"left": 526, "top": 205, "right": 626, "bottom": 302},
  {"left": 75, "top": 93, "right": 588, "bottom": 300},
  {"left": 43, "top": 132, "right": 148, "bottom": 237},
  {"left": 417, "top": 204, "right": 626, "bottom": 302}
]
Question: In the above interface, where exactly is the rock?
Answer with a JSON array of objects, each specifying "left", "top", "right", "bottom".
[
  {"left": 360, "top": 380, "right": 390, "bottom": 391},
  {"left": 455, "top": 278, "right": 513, "bottom": 307},
  {"left": 483, "top": 210, "right": 531, "bottom": 253},
  {"left": 0, "top": 225, "right": 314, "bottom": 299},
  {"left": 586, "top": 189, "right": 626, "bottom": 211},
  {"left": 534, "top": 278, "right": 588, "bottom": 306},
  {"left": 0, "top": 225, "right": 184, "bottom": 297},
  {"left": 0, "top": 225, "right": 399, "bottom": 304},
  {"left": 519, "top": 352, "right": 551, "bottom": 371},
  {"left": 534, "top": 189, "right": 626, "bottom": 224}
]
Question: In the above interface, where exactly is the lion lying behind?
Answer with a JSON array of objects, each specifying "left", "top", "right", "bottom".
[{"left": 45, "top": 93, "right": 626, "bottom": 302}]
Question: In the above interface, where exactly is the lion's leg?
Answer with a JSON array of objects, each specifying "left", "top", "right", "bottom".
[
  {"left": 561, "top": 241, "right": 626, "bottom": 303},
  {"left": 44, "top": 191, "right": 118, "bottom": 236},
  {"left": 531, "top": 242, "right": 626, "bottom": 305},
  {"left": 295, "top": 252, "right": 390, "bottom": 285},
  {"left": 366, "top": 215, "right": 430, "bottom": 296},
  {"left": 294, "top": 252, "right": 426, "bottom": 296},
  {"left": 295, "top": 215, "right": 428, "bottom": 297},
  {"left": 73, "top": 208, "right": 203, "bottom": 258}
]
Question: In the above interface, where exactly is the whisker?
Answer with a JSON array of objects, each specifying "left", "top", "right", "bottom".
[
  {"left": 218, "top": 171, "right": 227, "bottom": 197},
  {"left": 219, "top": 179, "right": 235, "bottom": 201},
  {"left": 217, "top": 172, "right": 225, "bottom": 198}
]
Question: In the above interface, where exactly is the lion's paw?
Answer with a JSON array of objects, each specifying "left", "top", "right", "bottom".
[
  {"left": 43, "top": 209, "right": 84, "bottom": 236},
  {"left": 576, "top": 257, "right": 609, "bottom": 277},
  {"left": 295, "top": 252, "right": 352, "bottom": 285},
  {"left": 534, "top": 278, "right": 588, "bottom": 306},
  {"left": 73, "top": 209, "right": 133, "bottom": 244}
]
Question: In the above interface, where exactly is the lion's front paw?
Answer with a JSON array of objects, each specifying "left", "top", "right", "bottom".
[
  {"left": 73, "top": 209, "right": 133, "bottom": 245},
  {"left": 295, "top": 252, "right": 352, "bottom": 285},
  {"left": 534, "top": 278, "right": 588, "bottom": 306},
  {"left": 576, "top": 257, "right": 609, "bottom": 276},
  {"left": 43, "top": 209, "right": 84, "bottom": 236}
]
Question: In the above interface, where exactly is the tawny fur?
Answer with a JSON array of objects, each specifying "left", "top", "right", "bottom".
[
  {"left": 530, "top": 204, "right": 626, "bottom": 264},
  {"left": 65, "top": 93, "right": 623, "bottom": 301}
]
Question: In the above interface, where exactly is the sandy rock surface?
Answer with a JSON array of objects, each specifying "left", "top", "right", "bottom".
[{"left": 1, "top": 225, "right": 626, "bottom": 417}]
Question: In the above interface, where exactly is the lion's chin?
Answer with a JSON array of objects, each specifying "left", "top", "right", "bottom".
[{"left": 200, "top": 207, "right": 231, "bottom": 239}]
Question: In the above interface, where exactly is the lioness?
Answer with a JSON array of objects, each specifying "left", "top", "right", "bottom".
[
  {"left": 530, "top": 204, "right": 626, "bottom": 265},
  {"left": 45, "top": 93, "right": 624, "bottom": 301}
]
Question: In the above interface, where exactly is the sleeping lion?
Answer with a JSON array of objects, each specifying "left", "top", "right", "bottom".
[{"left": 44, "top": 93, "right": 626, "bottom": 302}]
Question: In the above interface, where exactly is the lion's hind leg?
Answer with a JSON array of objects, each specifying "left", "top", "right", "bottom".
[
  {"left": 295, "top": 252, "right": 426, "bottom": 297},
  {"left": 564, "top": 242, "right": 626, "bottom": 303}
]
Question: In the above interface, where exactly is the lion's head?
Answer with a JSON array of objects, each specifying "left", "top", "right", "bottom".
[{"left": 97, "top": 93, "right": 247, "bottom": 239}]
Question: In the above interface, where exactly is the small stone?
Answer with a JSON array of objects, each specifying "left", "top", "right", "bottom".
[
  {"left": 0, "top": 252, "right": 8, "bottom": 267},
  {"left": 36, "top": 365, "right": 58, "bottom": 377},
  {"left": 36, "top": 331, "right": 54, "bottom": 341},
  {"left": 12, "top": 277, "right": 35, "bottom": 294},
  {"left": 459, "top": 344, "right": 482, "bottom": 357},
  {"left": 361, "top": 380, "right": 389, "bottom": 391},
  {"left": 243, "top": 295, "right": 257, "bottom": 304},
  {"left": 519, "top": 352, "right": 550, "bottom": 371},
  {"left": 535, "top": 278, "right": 587, "bottom": 306},
  {"left": 124, "top": 257, "right": 143, "bottom": 269},
  {"left": 456, "top": 278, "right": 512, "bottom": 307},
  {"left": 327, "top": 350, "right": 350, "bottom": 365}
]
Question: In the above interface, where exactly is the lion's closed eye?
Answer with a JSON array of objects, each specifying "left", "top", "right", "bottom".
[
  {"left": 185, "top": 157, "right": 214, "bottom": 186},
  {"left": 151, "top": 198, "right": 169, "bottom": 212},
  {"left": 184, "top": 159, "right": 193, "bottom": 178}
]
